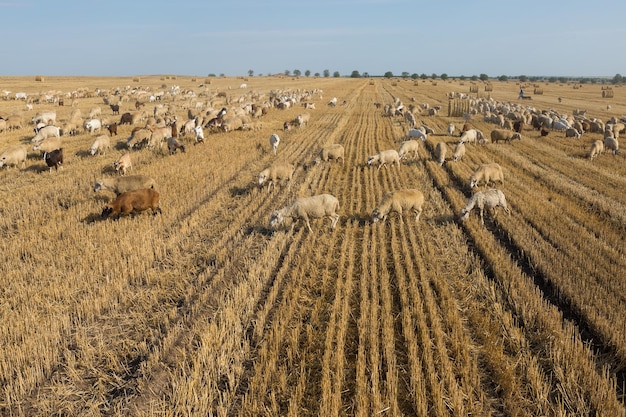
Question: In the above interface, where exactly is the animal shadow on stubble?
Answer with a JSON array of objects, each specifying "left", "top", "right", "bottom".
[{"left": 230, "top": 183, "right": 255, "bottom": 197}]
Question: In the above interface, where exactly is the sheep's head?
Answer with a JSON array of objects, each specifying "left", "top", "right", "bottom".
[
  {"left": 512, "top": 132, "right": 522, "bottom": 140},
  {"left": 469, "top": 177, "right": 478, "bottom": 188},
  {"left": 93, "top": 181, "right": 104, "bottom": 192},
  {"left": 269, "top": 211, "right": 284, "bottom": 228},
  {"left": 367, "top": 155, "right": 378, "bottom": 165},
  {"left": 101, "top": 206, "right": 114, "bottom": 219},
  {"left": 459, "top": 208, "right": 470, "bottom": 221},
  {"left": 258, "top": 173, "right": 267, "bottom": 186},
  {"left": 371, "top": 208, "right": 385, "bottom": 223}
]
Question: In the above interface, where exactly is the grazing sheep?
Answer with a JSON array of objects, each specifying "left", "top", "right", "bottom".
[
  {"left": 106, "top": 123, "right": 118, "bottom": 136},
  {"left": 367, "top": 149, "right": 400, "bottom": 171},
  {"left": 0, "top": 145, "right": 27, "bottom": 169},
  {"left": 588, "top": 140, "right": 605, "bottom": 159},
  {"left": 167, "top": 137, "right": 186, "bottom": 154},
  {"left": 407, "top": 127, "right": 427, "bottom": 141},
  {"left": 564, "top": 128, "right": 581, "bottom": 139},
  {"left": 315, "top": 143, "right": 345, "bottom": 165},
  {"left": 469, "top": 163, "right": 504, "bottom": 188},
  {"left": 398, "top": 140, "right": 420, "bottom": 161},
  {"left": 258, "top": 162, "right": 295, "bottom": 192},
  {"left": 295, "top": 113, "right": 310, "bottom": 128},
  {"left": 126, "top": 128, "right": 152, "bottom": 149},
  {"left": 147, "top": 126, "right": 172, "bottom": 150},
  {"left": 93, "top": 175, "right": 156, "bottom": 196},
  {"left": 490, "top": 129, "right": 522, "bottom": 144},
  {"left": 109, "top": 104, "right": 120, "bottom": 115},
  {"left": 372, "top": 188, "right": 424, "bottom": 224},
  {"left": 113, "top": 153, "right": 132, "bottom": 176},
  {"left": 222, "top": 116, "right": 244, "bottom": 132},
  {"left": 119, "top": 112, "right": 133, "bottom": 125},
  {"left": 540, "top": 127, "right": 550, "bottom": 137},
  {"left": 604, "top": 136, "right": 619, "bottom": 155},
  {"left": 460, "top": 189, "right": 511, "bottom": 225},
  {"left": 89, "top": 134, "right": 111, "bottom": 156},
  {"left": 84, "top": 118, "right": 102, "bottom": 134},
  {"left": 88, "top": 107, "right": 102, "bottom": 119},
  {"left": 513, "top": 120, "right": 524, "bottom": 133},
  {"left": 452, "top": 142, "right": 466, "bottom": 162},
  {"left": 6, "top": 115, "right": 23, "bottom": 131},
  {"left": 101, "top": 188, "right": 161, "bottom": 220},
  {"left": 269, "top": 133, "right": 280, "bottom": 155},
  {"left": 31, "top": 125, "right": 61, "bottom": 143},
  {"left": 459, "top": 128, "right": 484, "bottom": 145},
  {"left": 33, "top": 137, "right": 61, "bottom": 154},
  {"left": 194, "top": 125, "right": 205, "bottom": 144},
  {"left": 447, "top": 123, "right": 456, "bottom": 136},
  {"left": 404, "top": 111, "right": 416, "bottom": 128},
  {"left": 435, "top": 142, "right": 447, "bottom": 166},
  {"left": 269, "top": 194, "right": 340, "bottom": 232},
  {"left": 32, "top": 111, "right": 56, "bottom": 125},
  {"left": 43, "top": 148, "right": 63, "bottom": 172}
]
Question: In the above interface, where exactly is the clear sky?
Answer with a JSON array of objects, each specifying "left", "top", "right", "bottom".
[{"left": 2, "top": 0, "right": 625, "bottom": 78}]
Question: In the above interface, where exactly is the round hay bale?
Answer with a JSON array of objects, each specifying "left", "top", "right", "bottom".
[{"left": 34, "top": 75, "right": 45, "bottom": 82}]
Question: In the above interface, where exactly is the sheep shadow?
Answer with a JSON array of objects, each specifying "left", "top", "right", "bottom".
[
  {"left": 230, "top": 183, "right": 256, "bottom": 197},
  {"left": 243, "top": 225, "right": 275, "bottom": 237},
  {"left": 75, "top": 150, "right": 93, "bottom": 158},
  {"left": 81, "top": 212, "right": 103, "bottom": 224},
  {"left": 114, "top": 141, "right": 128, "bottom": 151}
]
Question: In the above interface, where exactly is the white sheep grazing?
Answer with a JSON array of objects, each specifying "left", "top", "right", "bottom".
[
  {"left": 469, "top": 163, "right": 504, "bottom": 188},
  {"left": 604, "top": 135, "right": 619, "bottom": 155},
  {"left": 296, "top": 113, "right": 310, "bottom": 128},
  {"left": 194, "top": 125, "right": 205, "bottom": 144},
  {"left": 367, "top": 149, "right": 400, "bottom": 171},
  {"left": 435, "top": 142, "right": 447, "bottom": 166},
  {"left": 407, "top": 127, "right": 427, "bottom": 141},
  {"left": 89, "top": 134, "right": 111, "bottom": 155},
  {"left": 31, "top": 125, "right": 61, "bottom": 144},
  {"left": 459, "top": 128, "right": 484, "bottom": 145},
  {"left": 270, "top": 194, "right": 340, "bottom": 232},
  {"left": 315, "top": 144, "right": 345, "bottom": 165},
  {"left": 84, "top": 118, "right": 102, "bottom": 134},
  {"left": 93, "top": 175, "right": 156, "bottom": 196},
  {"left": 404, "top": 111, "right": 416, "bottom": 128},
  {"left": 398, "top": 140, "right": 419, "bottom": 161},
  {"left": 490, "top": 129, "right": 522, "bottom": 144},
  {"left": 33, "top": 137, "right": 61, "bottom": 154},
  {"left": 372, "top": 188, "right": 424, "bottom": 224},
  {"left": 258, "top": 162, "right": 295, "bottom": 192},
  {"left": 460, "top": 189, "right": 511, "bottom": 225},
  {"left": 113, "top": 153, "right": 132, "bottom": 176},
  {"left": 269, "top": 133, "right": 280, "bottom": 155},
  {"left": 0, "top": 145, "right": 28, "bottom": 169},
  {"left": 452, "top": 142, "right": 466, "bottom": 162},
  {"left": 564, "top": 128, "right": 581, "bottom": 139},
  {"left": 447, "top": 123, "right": 456, "bottom": 136},
  {"left": 588, "top": 140, "right": 605, "bottom": 159}
]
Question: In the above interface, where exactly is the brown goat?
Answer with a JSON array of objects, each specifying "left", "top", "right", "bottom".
[{"left": 101, "top": 188, "right": 161, "bottom": 219}]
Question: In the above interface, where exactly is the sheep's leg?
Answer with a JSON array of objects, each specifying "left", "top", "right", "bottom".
[
  {"left": 305, "top": 218, "right": 313, "bottom": 233},
  {"left": 479, "top": 208, "right": 484, "bottom": 225},
  {"left": 415, "top": 208, "right": 422, "bottom": 222},
  {"left": 330, "top": 214, "right": 339, "bottom": 229}
]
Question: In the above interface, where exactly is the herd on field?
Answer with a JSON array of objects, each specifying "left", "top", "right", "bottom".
[{"left": 0, "top": 81, "right": 623, "bottom": 230}]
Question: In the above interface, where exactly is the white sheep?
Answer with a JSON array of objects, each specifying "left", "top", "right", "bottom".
[
  {"left": 93, "top": 175, "right": 156, "bottom": 196},
  {"left": 588, "top": 140, "right": 605, "bottom": 159},
  {"left": 113, "top": 153, "right": 132, "bottom": 176},
  {"left": 84, "top": 118, "right": 102, "bottom": 134},
  {"left": 296, "top": 113, "right": 310, "bottom": 128},
  {"left": 31, "top": 125, "right": 61, "bottom": 144},
  {"left": 258, "top": 162, "right": 295, "bottom": 192},
  {"left": 315, "top": 144, "right": 345, "bottom": 165},
  {"left": 194, "top": 125, "right": 205, "bottom": 144},
  {"left": 469, "top": 163, "right": 504, "bottom": 188},
  {"left": 460, "top": 189, "right": 511, "bottom": 224},
  {"left": 371, "top": 188, "right": 424, "bottom": 224},
  {"left": 459, "top": 128, "right": 484, "bottom": 145},
  {"left": 270, "top": 194, "right": 340, "bottom": 232},
  {"left": 452, "top": 142, "right": 466, "bottom": 162},
  {"left": 33, "top": 137, "right": 62, "bottom": 154},
  {"left": 604, "top": 135, "right": 619, "bottom": 155},
  {"left": 564, "top": 128, "right": 581, "bottom": 139},
  {"left": 367, "top": 149, "right": 400, "bottom": 171},
  {"left": 0, "top": 145, "right": 28, "bottom": 169},
  {"left": 490, "top": 129, "right": 522, "bottom": 144},
  {"left": 447, "top": 123, "right": 456, "bottom": 136},
  {"left": 269, "top": 133, "right": 280, "bottom": 155},
  {"left": 31, "top": 111, "right": 56, "bottom": 125},
  {"left": 89, "top": 134, "right": 111, "bottom": 155},
  {"left": 398, "top": 140, "right": 419, "bottom": 161},
  {"left": 407, "top": 127, "right": 427, "bottom": 141},
  {"left": 435, "top": 142, "right": 447, "bottom": 166}
]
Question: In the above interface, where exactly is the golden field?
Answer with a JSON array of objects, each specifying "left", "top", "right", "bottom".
[{"left": 0, "top": 75, "right": 625, "bottom": 416}]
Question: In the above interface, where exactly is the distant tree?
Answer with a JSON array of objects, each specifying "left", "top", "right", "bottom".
[
  {"left": 305, "top": 70, "right": 311, "bottom": 77},
  {"left": 431, "top": 73, "right": 438, "bottom": 79},
  {"left": 314, "top": 72, "right": 320, "bottom": 77},
  {"left": 323, "top": 69, "right": 330, "bottom": 77},
  {"left": 401, "top": 72, "right": 410, "bottom": 78},
  {"left": 411, "top": 73, "right": 419, "bottom": 79},
  {"left": 208, "top": 73, "right": 216, "bottom": 77},
  {"left": 471, "top": 75, "right": 478, "bottom": 81},
  {"left": 519, "top": 75, "right": 528, "bottom": 82},
  {"left": 479, "top": 73, "right": 489, "bottom": 81},
  {"left": 558, "top": 76, "right": 569, "bottom": 83},
  {"left": 284, "top": 70, "right": 291, "bottom": 76},
  {"left": 459, "top": 75, "right": 466, "bottom": 81},
  {"left": 293, "top": 69, "right": 301, "bottom": 77},
  {"left": 612, "top": 73, "right": 623, "bottom": 84},
  {"left": 440, "top": 73, "right": 449, "bottom": 81},
  {"left": 548, "top": 76, "right": 558, "bottom": 83},
  {"left": 248, "top": 69, "right": 254, "bottom": 77},
  {"left": 219, "top": 73, "right": 225, "bottom": 77},
  {"left": 363, "top": 72, "right": 369, "bottom": 77},
  {"left": 498, "top": 75, "right": 508, "bottom": 81},
  {"left": 350, "top": 70, "right": 361, "bottom": 78},
  {"left": 333, "top": 71, "right": 340, "bottom": 77},
  {"left": 384, "top": 71, "right": 393, "bottom": 78},
  {"left": 420, "top": 73, "right": 428, "bottom": 80},
  {"left": 579, "top": 78, "right": 588, "bottom": 84}
]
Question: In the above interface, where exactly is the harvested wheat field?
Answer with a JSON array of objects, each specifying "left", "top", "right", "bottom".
[{"left": 0, "top": 75, "right": 625, "bottom": 416}]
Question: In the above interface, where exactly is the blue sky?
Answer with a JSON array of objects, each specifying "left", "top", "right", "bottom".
[{"left": 2, "top": 0, "right": 625, "bottom": 77}]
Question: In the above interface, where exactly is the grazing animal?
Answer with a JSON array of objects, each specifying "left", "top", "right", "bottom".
[
  {"left": 452, "top": 142, "right": 466, "bottom": 162},
  {"left": 269, "top": 133, "right": 280, "bottom": 155},
  {"left": 101, "top": 188, "right": 161, "bottom": 219},
  {"left": 604, "top": 135, "right": 619, "bottom": 155},
  {"left": 33, "top": 137, "right": 62, "bottom": 154},
  {"left": 295, "top": 113, "right": 310, "bottom": 128},
  {"left": 89, "top": 134, "right": 111, "bottom": 155},
  {"left": 435, "top": 142, "right": 447, "bottom": 165},
  {"left": 588, "top": 140, "right": 605, "bottom": 159},
  {"left": 315, "top": 144, "right": 345, "bottom": 165},
  {"left": 459, "top": 128, "right": 484, "bottom": 145},
  {"left": 126, "top": 128, "right": 152, "bottom": 149},
  {"left": 119, "top": 112, "right": 133, "bottom": 125},
  {"left": 167, "top": 137, "right": 186, "bottom": 154},
  {"left": 469, "top": 163, "right": 504, "bottom": 188},
  {"left": 32, "top": 111, "right": 57, "bottom": 125},
  {"left": 398, "top": 140, "right": 420, "bottom": 161},
  {"left": 270, "top": 194, "right": 340, "bottom": 232},
  {"left": 109, "top": 104, "right": 120, "bottom": 115},
  {"left": 106, "top": 123, "right": 118, "bottom": 136},
  {"left": 372, "top": 188, "right": 424, "bottom": 224},
  {"left": 84, "top": 119, "right": 102, "bottom": 134},
  {"left": 0, "top": 145, "right": 28, "bottom": 169},
  {"left": 490, "top": 129, "right": 522, "bottom": 144},
  {"left": 43, "top": 148, "right": 63, "bottom": 172},
  {"left": 31, "top": 125, "right": 61, "bottom": 143},
  {"left": 113, "top": 153, "right": 132, "bottom": 176},
  {"left": 460, "top": 189, "right": 511, "bottom": 224},
  {"left": 447, "top": 123, "right": 456, "bottom": 136},
  {"left": 540, "top": 127, "right": 550, "bottom": 137},
  {"left": 194, "top": 125, "right": 205, "bottom": 144},
  {"left": 258, "top": 162, "right": 295, "bottom": 192},
  {"left": 93, "top": 175, "right": 156, "bottom": 196},
  {"left": 367, "top": 149, "right": 400, "bottom": 171},
  {"left": 564, "top": 128, "right": 581, "bottom": 139},
  {"left": 513, "top": 120, "right": 524, "bottom": 133},
  {"left": 407, "top": 127, "right": 427, "bottom": 141}
]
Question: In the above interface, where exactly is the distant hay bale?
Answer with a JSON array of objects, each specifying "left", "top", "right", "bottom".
[
  {"left": 205, "top": 78, "right": 212, "bottom": 84},
  {"left": 484, "top": 83, "right": 493, "bottom": 92},
  {"left": 34, "top": 75, "right": 45, "bottom": 82},
  {"left": 602, "top": 88, "right": 614, "bottom": 98},
  {"left": 533, "top": 87, "right": 543, "bottom": 95},
  {"left": 448, "top": 98, "right": 470, "bottom": 117},
  {"left": 469, "top": 84, "right": 478, "bottom": 93},
  {"left": 191, "top": 77, "right": 197, "bottom": 82},
  {"left": 133, "top": 77, "right": 141, "bottom": 82}
]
